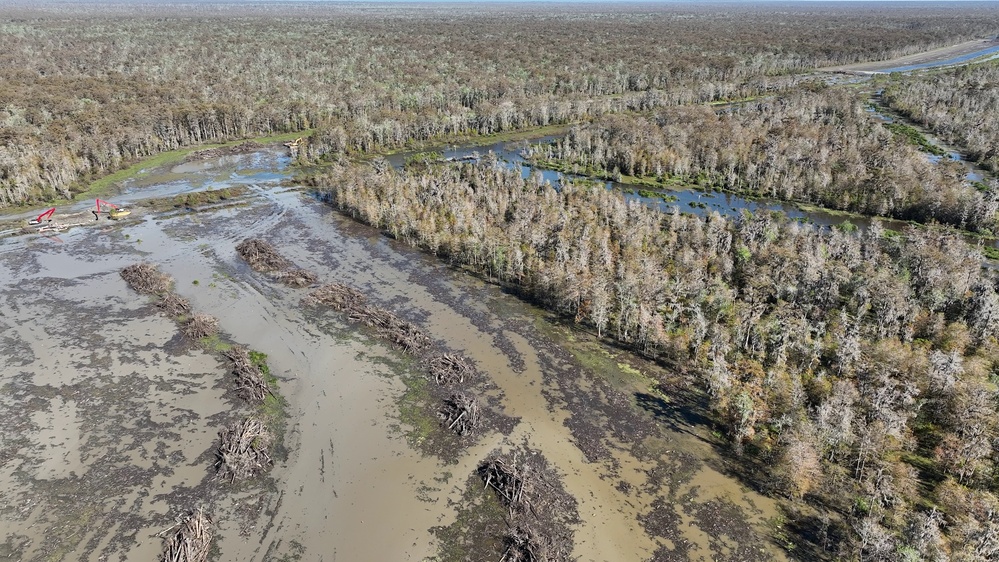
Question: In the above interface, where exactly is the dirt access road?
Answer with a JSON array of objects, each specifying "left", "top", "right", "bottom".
[{"left": 0, "top": 147, "right": 788, "bottom": 561}]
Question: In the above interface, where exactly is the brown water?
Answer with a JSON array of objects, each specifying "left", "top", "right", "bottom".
[{"left": 0, "top": 150, "right": 788, "bottom": 561}]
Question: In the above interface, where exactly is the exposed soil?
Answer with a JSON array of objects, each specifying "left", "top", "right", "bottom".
[{"left": 0, "top": 147, "right": 790, "bottom": 561}]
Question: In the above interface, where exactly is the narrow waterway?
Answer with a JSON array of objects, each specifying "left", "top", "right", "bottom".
[{"left": 385, "top": 132, "right": 998, "bottom": 253}]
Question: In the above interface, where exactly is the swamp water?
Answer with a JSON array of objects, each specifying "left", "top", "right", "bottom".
[{"left": 0, "top": 147, "right": 790, "bottom": 561}]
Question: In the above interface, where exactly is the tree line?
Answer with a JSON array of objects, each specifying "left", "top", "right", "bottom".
[
  {"left": 306, "top": 158, "right": 999, "bottom": 561},
  {"left": 882, "top": 60, "right": 999, "bottom": 175},
  {"left": 3, "top": 2, "right": 999, "bottom": 206},
  {"left": 524, "top": 88, "right": 999, "bottom": 234}
]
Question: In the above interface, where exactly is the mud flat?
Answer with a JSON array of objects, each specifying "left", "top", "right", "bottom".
[{"left": 1, "top": 149, "right": 789, "bottom": 561}]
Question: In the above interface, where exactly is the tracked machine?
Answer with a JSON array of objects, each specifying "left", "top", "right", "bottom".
[
  {"left": 28, "top": 207, "right": 56, "bottom": 226},
  {"left": 94, "top": 199, "right": 131, "bottom": 220}
]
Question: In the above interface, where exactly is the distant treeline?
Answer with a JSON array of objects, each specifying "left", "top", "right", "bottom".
[
  {"left": 3, "top": 3, "right": 999, "bottom": 205},
  {"left": 525, "top": 89, "right": 999, "bottom": 233},
  {"left": 307, "top": 158, "right": 999, "bottom": 561}
]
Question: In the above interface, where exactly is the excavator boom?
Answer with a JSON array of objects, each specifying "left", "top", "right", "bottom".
[
  {"left": 28, "top": 207, "right": 56, "bottom": 226},
  {"left": 94, "top": 199, "right": 130, "bottom": 220}
]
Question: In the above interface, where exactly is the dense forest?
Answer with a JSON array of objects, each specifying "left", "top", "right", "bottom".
[
  {"left": 3, "top": 2, "right": 999, "bottom": 205},
  {"left": 882, "top": 60, "right": 999, "bottom": 174},
  {"left": 524, "top": 89, "right": 999, "bottom": 233},
  {"left": 306, "top": 159, "right": 999, "bottom": 560}
]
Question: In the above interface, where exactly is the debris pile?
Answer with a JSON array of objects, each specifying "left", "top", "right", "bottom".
[
  {"left": 215, "top": 417, "right": 273, "bottom": 483},
  {"left": 157, "top": 292, "right": 191, "bottom": 317},
  {"left": 500, "top": 525, "right": 557, "bottom": 562},
  {"left": 479, "top": 455, "right": 531, "bottom": 515},
  {"left": 428, "top": 353, "right": 473, "bottom": 386},
  {"left": 184, "top": 313, "right": 219, "bottom": 339},
  {"left": 236, "top": 238, "right": 317, "bottom": 288},
  {"left": 302, "top": 282, "right": 367, "bottom": 311},
  {"left": 236, "top": 238, "right": 290, "bottom": 272},
  {"left": 477, "top": 449, "right": 576, "bottom": 562},
  {"left": 224, "top": 346, "right": 271, "bottom": 403},
  {"left": 272, "top": 268, "right": 318, "bottom": 288},
  {"left": 350, "top": 305, "right": 433, "bottom": 353},
  {"left": 121, "top": 263, "right": 172, "bottom": 295},
  {"left": 438, "top": 393, "right": 480, "bottom": 436},
  {"left": 158, "top": 508, "right": 213, "bottom": 562}
]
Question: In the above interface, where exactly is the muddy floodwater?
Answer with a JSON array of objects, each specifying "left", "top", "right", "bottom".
[{"left": 0, "top": 147, "right": 788, "bottom": 561}]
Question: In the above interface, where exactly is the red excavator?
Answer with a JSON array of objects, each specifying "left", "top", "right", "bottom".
[
  {"left": 94, "top": 199, "right": 131, "bottom": 220},
  {"left": 28, "top": 207, "right": 56, "bottom": 226}
]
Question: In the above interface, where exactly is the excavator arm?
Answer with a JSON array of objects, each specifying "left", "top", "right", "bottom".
[
  {"left": 94, "top": 199, "right": 130, "bottom": 220},
  {"left": 28, "top": 207, "right": 56, "bottom": 226}
]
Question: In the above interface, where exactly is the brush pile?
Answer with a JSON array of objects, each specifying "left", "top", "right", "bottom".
[
  {"left": 304, "top": 282, "right": 430, "bottom": 352},
  {"left": 184, "top": 313, "right": 219, "bottom": 339},
  {"left": 156, "top": 292, "right": 191, "bottom": 317},
  {"left": 159, "top": 508, "right": 213, "bottom": 562},
  {"left": 302, "top": 282, "right": 367, "bottom": 311},
  {"left": 438, "top": 393, "right": 480, "bottom": 436},
  {"left": 479, "top": 455, "right": 531, "bottom": 515},
  {"left": 187, "top": 141, "right": 263, "bottom": 161},
  {"left": 236, "top": 238, "right": 290, "bottom": 272},
  {"left": 478, "top": 449, "right": 576, "bottom": 562},
  {"left": 121, "top": 263, "right": 172, "bottom": 295},
  {"left": 272, "top": 268, "right": 318, "bottom": 288},
  {"left": 215, "top": 417, "right": 273, "bottom": 483},
  {"left": 428, "top": 353, "right": 473, "bottom": 385},
  {"left": 224, "top": 346, "right": 271, "bottom": 403},
  {"left": 349, "top": 305, "right": 432, "bottom": 353},
  {"left": 236, "top": 238, "right": 317, "bottom": 288},
  {"left": 500, "top": 525, "right": 561, "bottom": 562}
]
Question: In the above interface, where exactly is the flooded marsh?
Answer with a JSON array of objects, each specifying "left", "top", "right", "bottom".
[{"left": 1, "top": 147, "right": 788, "bottom": 561}]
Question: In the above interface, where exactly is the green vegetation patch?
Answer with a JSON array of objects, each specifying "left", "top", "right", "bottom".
[
  {"left": 429, "top": 473, "right": 509, "bottom": 562},
  {"left": 884, "top": 122, "right": 946, "bottom": 156}
]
